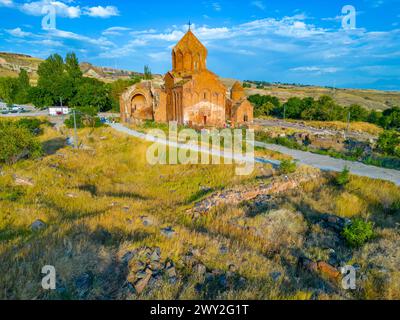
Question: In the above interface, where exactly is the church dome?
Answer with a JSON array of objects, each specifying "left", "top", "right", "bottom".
[
  {"left": 231, "top": 81, "right": 245, "bottom": 101},
  {"left": 172, "top": 30, "right": 208, "bottom": 73}
]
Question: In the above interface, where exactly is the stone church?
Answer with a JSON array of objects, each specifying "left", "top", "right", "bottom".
[{"left": 120, "top": 29, "right": 253, "bottom": 128}]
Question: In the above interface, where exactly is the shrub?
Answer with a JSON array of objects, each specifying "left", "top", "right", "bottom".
[
  {"left": 0, "top": 122, "right": 42, "bottom": 164},
  {"left": 15, "top": 118, "right": 44, "bottom": 135},
  {"left": 335, "top": 166, "right": 350, "bottom": 186},
  {"left": 64, "top": 107, "right": 103, "bottom": 129},
  {"left": 342, "top": 219, "right": 375, "bottom": 247},
  {"left": 279, "top": 159, "right": 297, "bottom": 174},
  {"left": 377, "top": 130, "right": 400, "bottom": 157}
]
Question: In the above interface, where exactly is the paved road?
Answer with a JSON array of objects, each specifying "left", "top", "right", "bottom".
[
  {"left": 108, "top": 123, "right": 400, "bottom": 186},
  {"left": 255, "top": 141, "right": 400, "bottom": 186},
  {"left": 108, "top": 123, "right": 280, "bottom": 168}
]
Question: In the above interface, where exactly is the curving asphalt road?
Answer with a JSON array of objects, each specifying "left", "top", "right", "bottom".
[{"left": 108, "top": 123, "right": 400, "bottom": 186}]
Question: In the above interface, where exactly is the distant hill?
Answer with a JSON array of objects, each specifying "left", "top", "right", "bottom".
[
  {"left": 0, "top": 51, "right": 398, "bottom": 110},
  {"left": 242, "top": 81, "right": 400, "bottom": 111},
  {"left": 0, "top": 52, "right": 147, "bottom": 84}
]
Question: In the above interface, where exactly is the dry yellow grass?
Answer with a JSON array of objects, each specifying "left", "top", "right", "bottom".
[
  {"left": 1, "top": 121, "right": 399, "bottom": 300},
  {"left": 291, "top": 120, "right": 383, "bottom": 136}
]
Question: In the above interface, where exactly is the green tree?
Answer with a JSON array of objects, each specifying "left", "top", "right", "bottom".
[
  {"left": 377, "top": 130, "right": 400, "bottom": 157},
  {"left": 14, "top": 69, "right": 31, "bottom": 104},
  {"left": 342, "top": 219, "right": 374, "bottom": 248},
  {"left": 368, "top": 110, "right": 382, "bottom": 125},
  {"left": 65, "top": 52, "right": 82, "bottom": 81},
  {"left": 279, "top": 159, "right": 297, "bottom": 174},
  {"left": 71, "top": 78, "right": 111, "bottom": 112},
  {"left": 28, "top": 86, "right": 53, "bottom": 109},
  {"left": 380, "top": 107, "right": 400, "bottom": 130},
  {"left": 0, "top": 121, "right": 42, "bottom": 164},
  {"left": 282, "top": 97, "right": 305, "bottom": 119},
  {"left": 335, "top": 166, "right": 350, "bottom": 186},
  {"left": 0, "top": 77, "right": 18, "bottom": 103},
  {"left": 144, "top": 65, "right": 152, "bottom": 80},
  {"left": 348, "top": 104, "right": 369, "bottom": 122},
  {"left": 107, "top": 79, "right": 138, "bottom": 112},
  {"left": 65, "top": 106, "right": 103, "bottom": 129}
]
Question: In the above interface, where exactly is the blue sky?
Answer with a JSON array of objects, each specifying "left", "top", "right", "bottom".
[{"left": 0, "top": 0, "right": 399, "bottom": 90}]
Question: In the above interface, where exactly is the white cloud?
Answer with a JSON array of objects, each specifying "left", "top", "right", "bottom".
[
  {"left": 5, "top": 27, "right": 31, "bottom": 37},
  {"left": 212, "top": 2, "right": 221, "bottom": 12},
  {"left": 99, "top": 38, "right": 147, "bottom": 58},
  {"left": 21, "top": 1, "right": 81, "bottom": 18},
  {"left": 102, "top": 26, "right": 131, "bottom": 36},
  {"left": 84, "top": 5, "right": 119, "bottom": 18},
  {"left": 15, "top": 1, "right": 119, "bottom": 19},
  {"left": 251, "top": 1, "right": 266, "bottom": 11},
  {"left": 291, "top": 66, "right": 341, "bottom": 74},
  {"left": 0, "top": 0, "right": 13, "bottom": 7},
  {"left": 48, "top": 29, "right": 115, "bottom": 47}
]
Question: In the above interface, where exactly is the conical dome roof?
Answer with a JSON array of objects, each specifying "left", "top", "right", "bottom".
[
  {"left": 173, "top": 30, "right": 208, "bottom": 56},
  {"left": 172, "top": 30, "right": 208, "bottom": 73},
  {"left": 231, "top": 81, "right": 244, "bottom": 91}
]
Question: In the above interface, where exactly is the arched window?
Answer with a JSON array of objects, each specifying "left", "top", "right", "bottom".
[{"left": 176, "top": 50, "right": 183, "bottom": 71}]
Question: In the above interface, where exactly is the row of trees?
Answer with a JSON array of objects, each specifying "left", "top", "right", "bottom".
[
  {"left": 249, "top": 94, "right": 400, "bottom": 130},
  {"left": 0, "top": 53, "right": 151, "bottom": 114},
  {"left": 0, "top": 69, "right": 31, "bottom": 105}
]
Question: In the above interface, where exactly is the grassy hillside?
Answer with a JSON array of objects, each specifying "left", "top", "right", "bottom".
[
  {"left": 0, "top": 52, "right": 42, "bottom": 84},
  {"left": 1, "top": 121, "right": 399, "bottom": 300},
  {"left": 243, "top": 83, "right": 400, "bottom": 111}
]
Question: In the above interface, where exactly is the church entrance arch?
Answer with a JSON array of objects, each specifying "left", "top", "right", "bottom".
[{"left": 131, "top": 94, "right": 147, "bottom": 113}]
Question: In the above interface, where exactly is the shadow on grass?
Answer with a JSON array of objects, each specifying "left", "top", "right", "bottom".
[
  {"left": 42, "top": 137, "right": 66, "bottom": 156},
  {"left": 78, "top": 184, "right": 150, "bottom": 201},
  {"left": 0, "top": 222, "right": 152, "bottom": 300},
  {"left": 186, "top": 189, "right": 214, "bottom": 204}
]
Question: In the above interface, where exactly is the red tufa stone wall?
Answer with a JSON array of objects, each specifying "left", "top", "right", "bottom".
[
  {"left": 120, "top": 30, "right": 254, "bottom": 128},
  {"left": 232, "top": 100, "right": 254, "bottom": 126}
]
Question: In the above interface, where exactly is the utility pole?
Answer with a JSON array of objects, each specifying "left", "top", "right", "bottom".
[
  {"left": 345, "top": 111, "right": 351, "bottom": 140},
  {"left": 73, "top": 109, "right": 78, "bottom": 149},
  {"left": 283, "top": 104, "right": 286, "bottom": 121}
]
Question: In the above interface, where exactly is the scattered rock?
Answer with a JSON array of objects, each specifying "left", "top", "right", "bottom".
[
  {"left": 193, "top": 263, "right": 207, "bottom": 276},
  {"left": 66, "top": 193, "right": 77, "bottom": 198},
  {"left": 228, "top": 264, "right": 237, "bottom": 273},
  {"left": 166, "top": 266, "right": 177, "bottom": 278},
  {"left": 219, "top": 246, "right": 228, "bottom": 255},
  {"left": 317, "top": 261, "right": 341, "bottom": 282},
  {"left": 30, "top": 219, "right": 46, "bottom": 231},
  {"left": 13, "top": 175, "right": 34, "bottom": 186},
  {"left": 150, "top": 248, "right": 161, "bottom": 262},
  {"left": 126, "top": 247, "right": 180, "bottom": 294},
  {"left": 189, "top": 172, "right": 321, "bottom": 217},
  {"left": 140, "top": 216, "right": 154, "bottom": 227},
  {"left": 161, "top": 226, "right": 175, "bottom": 238},
  {"left": 270, "top": 271, "right": 282, "bottom": 282},
  {"left": 299, "top": 257, "right": 341, "bottom": 283},
  {"left": 121, "top": 250, "right": 136, "bottom": 264},
  {"left": 134, "top": 272, "right": 152, "bottom": 295}
]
